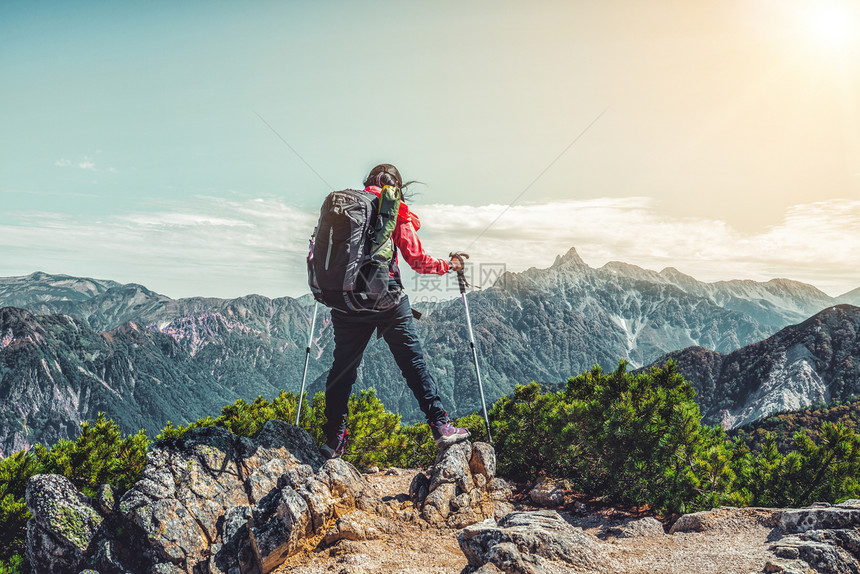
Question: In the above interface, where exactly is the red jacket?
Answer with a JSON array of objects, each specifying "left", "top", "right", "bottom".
[{"left": 365, "top": 186, "right": 450, "bottom": 276}]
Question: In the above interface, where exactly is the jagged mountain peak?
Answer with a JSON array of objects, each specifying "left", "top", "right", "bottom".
[{"left": 551, "top": 247, "right": 587, "bottom": 268}]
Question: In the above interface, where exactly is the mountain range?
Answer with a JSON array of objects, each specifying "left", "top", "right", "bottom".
[
  {"left": 1, "top": 248, "right": 858, "bottom": 456},
  {"left": 646, "top": 304, "right": 860, "bottom": 429}
]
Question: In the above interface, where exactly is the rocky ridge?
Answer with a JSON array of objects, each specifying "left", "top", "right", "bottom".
[
  {"left": 26, "top": 421, "right": 367, "bottom": 573},
  {"left": 25, "top": 420, "right": 860, "bottom": 574},
  {"left": 24, "top": 422, "right": 503, "bottom": 574}
]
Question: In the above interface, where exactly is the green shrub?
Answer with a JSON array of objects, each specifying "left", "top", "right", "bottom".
[
  {"left": 734, "top": 422, "right": 860, "bottom": 507},
  {"left": 0, "top": 553, "right": 24, "bottom": 574},
  {"left": 562, "top": 361, "right": 737, "bottom": 513},
  {"left": 489, "top": 362, "right": 741, "bottom": 514},
  {"left": 491, "top": 381, "right": 570, "bottom": 480},
  {"left": 0, "top": 451, "right": 37, "bottom": 564},
  {"left": 34, "top": 413, "right": 148, "bottom": 497}
]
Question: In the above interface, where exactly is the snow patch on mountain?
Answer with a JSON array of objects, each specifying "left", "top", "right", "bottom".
[
  {"left": 154, "top": 312, "right": 264, "bottom": 357},
  {"left": 727, "top": 343, "right": 828, "bottom": 429},
  {"left": 608, "top": 314, "right": 646, "bottom": 366},
  {"left": 76, "top": 365, "right": 123, "bottom": 398}
]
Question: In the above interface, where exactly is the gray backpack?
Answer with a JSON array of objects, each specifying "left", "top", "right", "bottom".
[{"left": 307, "top": 186, "right": 403, "bottom": 312}]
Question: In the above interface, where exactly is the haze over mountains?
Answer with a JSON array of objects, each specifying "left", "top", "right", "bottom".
[{"left": 1, "top": 247, "right": 858, "bottom": 456}]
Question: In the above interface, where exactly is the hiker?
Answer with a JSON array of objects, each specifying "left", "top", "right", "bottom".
[{"left": 315, "top": 163, "right": 471, "bottom": 458}]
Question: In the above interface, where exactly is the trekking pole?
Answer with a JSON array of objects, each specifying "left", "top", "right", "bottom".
[
  {"left": 295, "top": 301, "right": 318, "bottom": 426},
  {"left": 456, "top": 265, "right": 493, "bottom": 444}
]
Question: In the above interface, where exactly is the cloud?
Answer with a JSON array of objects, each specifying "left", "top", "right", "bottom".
[
  {"left": 0, "top": 196, "right": 857, "bottom": 298},
  {"left": 411, "top": 197, "right": 860, "bottom": 296},
  {"left": 54, "top": 156, "right": 118, "bottom": 173},
  {"left": 0, "top": 196, "right": 316, "bottom": 298}
]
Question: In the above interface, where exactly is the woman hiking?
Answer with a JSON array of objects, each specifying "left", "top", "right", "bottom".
[{"left": 320, "top": 163, "right": 470, "bottom": 459}]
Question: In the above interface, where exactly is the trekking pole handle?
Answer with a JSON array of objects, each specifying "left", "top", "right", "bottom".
[
  {"left": 450, "top": 252, "right": 470, "bottom": 294},
  {"left": 457, "top": 269, "right": 468, "bottom": 294}
]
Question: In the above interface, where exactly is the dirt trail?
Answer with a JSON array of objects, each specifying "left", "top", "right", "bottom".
[{"left": 275, "top": 468, "right": 792, "bottom": 574}]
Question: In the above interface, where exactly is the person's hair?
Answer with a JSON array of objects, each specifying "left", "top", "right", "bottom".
[{"left": 363, "top": 163, "right": 421, "bottom": 201}]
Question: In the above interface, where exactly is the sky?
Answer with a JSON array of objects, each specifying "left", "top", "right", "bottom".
[{"left": 1, "top": 0, "right": 858, "bottom": 299}]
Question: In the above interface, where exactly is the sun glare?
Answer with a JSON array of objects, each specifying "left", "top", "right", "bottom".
[{"left": 797, "top": 0, "right": 860, "bottom": 53}]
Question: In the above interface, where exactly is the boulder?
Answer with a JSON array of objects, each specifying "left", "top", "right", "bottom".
[
  {"left": 669, "top": 506, "right": 782, "bottom": 534},
  {"left": 412, "top": 441, "right": 507, "bottom": 528},
  {"left": 528, "top": 480, "right": 564, "bottom": 508},
  {"left": 209, "top": 505, "right": 258, "bottom": 574},
  {"left": 770, "top": 505, "right": 860, "bottom": 573},
  {"left": 25, "top": 474, "right": 104, "bottom": 574},
  {"left": 768, "top": 531, "right": 860, "bottom": 574},
  {"left": 470, "top": 443, "right": 496, "bottom": 481},
  {"left": 323, "top": 513, "right": 398, "bottom": 545},
  {"left": 96, "top": 484, "right": 116, "bottom": 517},
  {"left": 489, "top": 478, "right": 513, "bottom": 502},
  {"left": 119, "top": 426, "right": 248, "bottom": 568},
  {"left": 430, "top": 442, "right": 473, "bottom": 492},
  {"left": 459, "top": 510, "right": 613, "bottom": 574},
  {"left": 668, "top": 510, "right": 710, "bottom": 533},
  {"left": 253, "top": 486, "right": 312, "bottom": 572},
  {"left": 409, "top": 472, "right": 430, "bottom": 503}
]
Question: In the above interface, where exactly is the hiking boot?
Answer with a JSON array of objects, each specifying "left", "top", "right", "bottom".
[
  {"left": 321, "top": 429, "right": 348, "bottom": 459},
  {"left": 431, "top": 417, "right": 470, "bottom": 447}
]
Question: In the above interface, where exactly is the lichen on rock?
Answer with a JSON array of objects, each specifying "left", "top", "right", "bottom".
[{"left": 26, "top": 473, "right": 104, "bottom": 574}]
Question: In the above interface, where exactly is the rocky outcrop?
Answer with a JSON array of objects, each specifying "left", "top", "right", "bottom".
[
  {"left": 24, "top": 434, "right": 514, "bottom": 574},
  {"left": 410, "top": 441, "right": 512, "bottom": 529},
  {"left": 25, "top": 474, "right": 104, "bottom": 574},
  {"left": 25, "top": 420, "right": 367, "bottom": 574},
  {"left": 768, "top": 500, "right": 860, "bottom": 574},
  {"left": 458, "top": 510, "right": 614, "bottom": 574}
]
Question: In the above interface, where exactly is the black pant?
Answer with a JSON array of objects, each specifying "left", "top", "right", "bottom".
[{"left": 323, "top": 295, "right": 446, "bottom": 440}]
